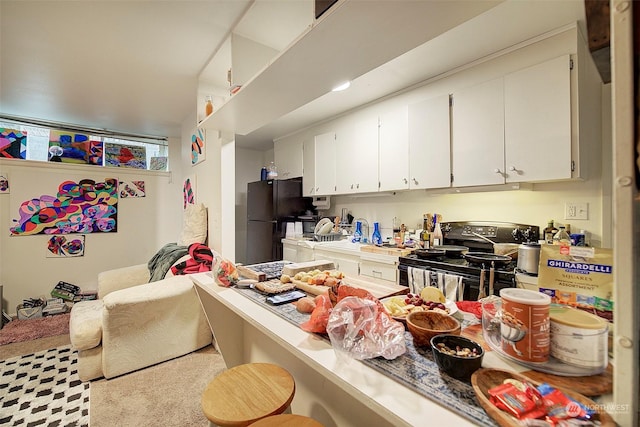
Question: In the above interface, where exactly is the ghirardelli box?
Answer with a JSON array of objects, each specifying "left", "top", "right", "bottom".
[{"left": 537, "top": 245, "right": 613, "bottom": 322}]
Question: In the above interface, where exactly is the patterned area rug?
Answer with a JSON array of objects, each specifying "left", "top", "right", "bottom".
[
  {"left": 0, "top": 313, "right": 71, "bottom": 345},
  {"left": 0, "top": 345, "right": 89, "bottom": 426}
]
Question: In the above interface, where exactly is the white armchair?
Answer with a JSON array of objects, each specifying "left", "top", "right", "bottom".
[{"left": 69, "top": 262, "right": 213, "bottom": 381}]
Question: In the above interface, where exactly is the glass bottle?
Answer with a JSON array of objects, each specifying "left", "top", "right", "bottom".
[
  {"left": 352, "top": 221, "right": 363, "bottom": 243},
  {"left": 371, "top": 222, "right": 383, "bottom": 245},
  {"left": 266, "top": 161, "right": 278, "bottom": 179},
  {"left": 205, "top": 96, "right": 213, "bottom": 116},
  {"left": 543, "top": 220, "right": 558, "bottom": 244},
  {"left": 552, "top": 226, "right": 571, "bottom": 246}
]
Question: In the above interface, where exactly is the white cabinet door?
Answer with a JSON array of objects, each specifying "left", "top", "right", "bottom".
[
  {"left": 282, "top": 242, "right": 298, "bottom": 262},
  {"left": 379, "top": 106, "right": 409, "bottom": 191},
  {"left": 504, "top": 55, "right": 572, "bottom": 182},
  {"left": 302, "top": 138, "right": 316, "bottom": 196},
  {"left": 359, "top": 259, "right": 397, "bottom": 283},
  {"left": 337, "top": 116, "right": 379, "bottom": 194},
  {"left": 451, "top": 77, "right": 505, "bottom": 187},
  {"left": 313, "top": 132, "right": 336, "bottom": 195},
  {"left": 408, "top": 94, "right": 451, "bottom": 189},
  {"left": 314, "top": 249, "right": 360, "bottom": 277},
  {"left": 274, "top": 138, "right": 303, "bottom": 179}
]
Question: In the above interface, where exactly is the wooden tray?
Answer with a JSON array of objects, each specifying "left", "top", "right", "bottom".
[
  {"left": 360, "top": 245, "right": 415, "bottom": 257},
  {"left": 471, "top": 368, "right": 615, "bottom": 427}
]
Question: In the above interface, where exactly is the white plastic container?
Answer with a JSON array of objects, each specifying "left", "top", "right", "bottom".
[{"left": 549, "top": 306, "right": 608, "bottom": 368}]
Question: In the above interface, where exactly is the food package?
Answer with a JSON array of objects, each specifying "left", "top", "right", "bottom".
[
  {"left": 300, "top": 294, "right": 333, "bottom": 333},
  {"left": 213, "top": 258, "right": 239, "bottom": 287},
  {"left": 326, "top": 296, "right": 406, "bottom": 360}
]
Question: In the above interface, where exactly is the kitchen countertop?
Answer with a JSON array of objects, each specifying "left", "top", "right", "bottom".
[{"left": 282, "top": 238, "right": 409, "bottom": 263}]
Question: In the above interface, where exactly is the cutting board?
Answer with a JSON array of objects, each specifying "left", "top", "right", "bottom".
[
  {"left": 461, "top": 324, "right": 612, "bottom": 396},
  {"left": 360, "top": 245, "right": 415, "bottom": 257},
  {"left": 292, "top": 274, "right": 408, "bottom": 299}
]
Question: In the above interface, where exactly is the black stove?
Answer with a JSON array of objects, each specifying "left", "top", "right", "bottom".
[{"left": 399, "top": 221, "right": 540, "bottom": 300}]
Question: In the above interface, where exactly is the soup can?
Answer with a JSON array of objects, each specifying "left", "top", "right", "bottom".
[{"left": 500, "top": 288, "right": 551, "bottom": 363}]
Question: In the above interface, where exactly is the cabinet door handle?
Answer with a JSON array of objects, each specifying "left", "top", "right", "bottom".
[
  {"left": 412, "top": 178, "right": 418, "bottom": 185},
  {"left": 356, "top": 183, "right": 359, "bottom": 189},
  {"left": 403, "top": 178, "right": 408, "bottom": 184},
  {"left": 350, "top": 184, "right": 354, "bottom": 189}
]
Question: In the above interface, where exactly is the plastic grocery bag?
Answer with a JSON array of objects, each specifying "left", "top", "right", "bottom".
[{"left": 326, "top": 296, "right": 406, "bottom": 360}]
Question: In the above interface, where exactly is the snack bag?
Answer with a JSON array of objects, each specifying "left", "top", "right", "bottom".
[
  {"left": 213, "top": 258, "right": 239, "bottom": 287},
  {"left": 300, "top": 294, "right": 333, "bottom": 334}
]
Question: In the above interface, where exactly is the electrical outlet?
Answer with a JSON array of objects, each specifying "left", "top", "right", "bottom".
[{"left": 564, "top": 202, "right": 589, "bottom": 220}]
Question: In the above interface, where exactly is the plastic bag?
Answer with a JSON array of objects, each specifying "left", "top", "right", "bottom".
[{"left": 326, "top": 296, "right": 406, "bottom": 360}]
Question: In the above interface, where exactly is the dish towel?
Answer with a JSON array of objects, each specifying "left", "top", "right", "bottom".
[{"left": 407, "top": 267, "right": 465, "bottom": 301}]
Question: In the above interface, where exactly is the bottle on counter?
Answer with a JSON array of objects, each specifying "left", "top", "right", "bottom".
[
  {"left": 392, "top": 217, "right": 401, "bottom": 241},
  {"left": 371, "top": 222, "right": 383, "bottom": 245},
  {"left": 543, "top": 220, "right": 558, "bottom": 244},
  {"left": 431, "top": 222, "right": 443, "bottom": 247},
  {"left": 552, "top": 226, "right": 571, "bottom": 246},
  {"left": 352, "top": 221, "right": 363, "bottom": 243}
]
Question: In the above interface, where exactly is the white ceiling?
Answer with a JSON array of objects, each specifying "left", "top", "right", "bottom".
[{"left": 0, "top": 0, "right": 588, "bottom": 149}]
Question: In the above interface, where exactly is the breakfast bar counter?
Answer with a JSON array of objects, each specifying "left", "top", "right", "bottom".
[{"left": 190, "top": 272, "right": 537, "bottom": 427}]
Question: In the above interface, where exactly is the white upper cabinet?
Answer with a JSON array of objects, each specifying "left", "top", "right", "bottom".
[
  {"left": 378, "top": 106, "right": 409, "bottom": 191},
  {"left": 451, "top": 77, "right": 505, "bottom": 187},
  {"left": 408, "top": 95, "right": 451, "bottom": 189},
  {"left": 312, "top": 131, "right": 337, "bottom": 196},
  {"left": 504, "top": 55, "right": 571, "bottom": 182},
  {"left": 274, "top": 138, "right": 303, "bottom": 179},
  {"left": 337, "top": 117, "right": 379, "bottom": 194},
  {"left": 302, "top": 138, "right": 316, "bottom": 196}
]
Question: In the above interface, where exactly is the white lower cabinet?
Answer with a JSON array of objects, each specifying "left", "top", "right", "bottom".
[
  {"left": 314, "top": 248, "right": 360, "bottom": 277},
  {"left": 359, "top": 257, "right": 397, "bottom": 283}
]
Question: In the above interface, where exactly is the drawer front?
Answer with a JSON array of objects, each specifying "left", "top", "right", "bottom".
[{"left": 360, "top": 260, "right": 397, "bottom": 283}]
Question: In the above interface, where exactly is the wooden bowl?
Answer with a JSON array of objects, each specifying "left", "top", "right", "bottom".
[
  {"left": 471, "top": 368, "right": 616, "bottom": 427},
  {"left": 406, "top": 310, "right": 461, "bottom": 347}
]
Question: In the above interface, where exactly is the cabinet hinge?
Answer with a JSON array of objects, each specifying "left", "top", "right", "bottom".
[
  {"left": 571, "top": 160, "right": 575, "bottom": 172},
  {"left": 569, "top": 59, "right": 574, "bottom": 70}
]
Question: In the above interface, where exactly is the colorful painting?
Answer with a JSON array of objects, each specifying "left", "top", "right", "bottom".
[
  {"left": 150, "top": 156, "right": 168, "bottom": 171},
  {"left": 49, "top": 130, "right": 97, "bottom": 164},
  {"left": 88, "top": 141, "right": 104, "bottom": 165},
  {"left": 0, "top": 128, "right": 27, "bottom": 159},
  {"left": 0, "top": 174, "right": 8, "bottom": 193},
  {"left": 46, "top": 235, "right": 85, "bottom": 257},
  {"left": 183, "top": 175, "right": 196, "bottom": 208},
  {"left": 10, "top": 178, "right": 118, "bottom": 236},
  {"left": 104, "top": 143, "right": 147, "bottom": 169},
  {"left": 119, "top": 180, "right": 145, "bottom": 198},
  {"left": 191, "top": 128, "right": 206, "bottom": 165}
]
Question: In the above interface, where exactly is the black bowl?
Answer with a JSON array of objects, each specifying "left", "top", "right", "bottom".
[{"left": 430, "top": 334, "right": 484, "bottom": 381}]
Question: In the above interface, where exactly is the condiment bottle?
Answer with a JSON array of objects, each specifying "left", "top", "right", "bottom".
[
  {"left": 543, "top": 220, "right": 558, "bottom": 244},
  {"left": 371, "top": 222, "right": 383, "bottom": 245},
  {"left": 552, "top": 226, "right": 571, "bottom": 246},
  {"left": 205, "top": 96, "right": 213, "bottom": 116}
]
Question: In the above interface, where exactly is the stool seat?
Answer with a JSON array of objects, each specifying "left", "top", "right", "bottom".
[
  {"left": 249, "top": 414, "right": 324, "bottom": 427},
  {"left": 202, "top": 363, "right": 295, "bottom": 427}
]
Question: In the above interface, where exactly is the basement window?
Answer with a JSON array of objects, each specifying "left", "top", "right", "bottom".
[{"left": 0, "top": 117, "right": 169, "bottom": 171}]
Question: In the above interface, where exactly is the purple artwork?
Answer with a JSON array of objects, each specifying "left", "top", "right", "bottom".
[{"left": 10, "top": 178, "right": 118, "bottom": 236}]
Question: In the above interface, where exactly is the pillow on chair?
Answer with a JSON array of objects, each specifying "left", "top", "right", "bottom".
[{"left": 179, "top": 203, "right": 208, "bottom": 245}]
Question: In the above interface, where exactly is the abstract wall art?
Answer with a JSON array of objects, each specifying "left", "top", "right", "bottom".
[
  {"left": 0, "top": 174, "right": 9, "bottom": 193},
  {"left": 10, "top": 178, "right": 118, "bottom": 236},
  {"left": 48, "top": 130, "right": 94, "bottom": 164},
  {"left": 119, "top": 180, "right": 145, "bottom": 198},
  {"left": 104, "top": 143, "right": 147, "bottom": 169},
  {"left": 0, "top": 128, "right": 27, "bottom": 159},
  {"left": 183, "top": 174, "right": 196, "bottom": 208},
  {"left": 191, "top": 128, "right": 206, "bottom": 165},
  {"left": 46, "top": 235, "right": 85, "bottom": 257},
  {"left": 149, "top": 156, "right": 168, "bottom": 171}
]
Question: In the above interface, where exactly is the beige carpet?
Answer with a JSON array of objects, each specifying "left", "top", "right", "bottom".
[{"left": 1, "top": 335, "right": 227, "bottom": 426}]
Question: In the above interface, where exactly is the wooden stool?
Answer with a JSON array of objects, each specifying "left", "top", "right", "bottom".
[
  {"left": 249, "top": 414, "right": 324, "bottom": 426},
  {"left": 201, "top": 363, "right": 296, "bottom": 427}
]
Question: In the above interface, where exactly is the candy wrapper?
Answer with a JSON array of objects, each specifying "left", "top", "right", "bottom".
[
  {"left": 213, "top": 258, "right": 239, "bottom": 287},
  {"left": 326, "top": 296, "right": 406, "bottom": 360}
]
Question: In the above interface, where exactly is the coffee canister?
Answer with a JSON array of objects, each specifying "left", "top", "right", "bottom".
[
  {"left": 549, "top": 306, "right": 608, "bottom": 368},
  {"left": 500, "top": 288, "right": 551, "bottom": 363}
]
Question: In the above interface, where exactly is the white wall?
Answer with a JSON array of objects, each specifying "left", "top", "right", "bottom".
[{"left": 0, "top": 144, "right": 184, "bottom": 314}]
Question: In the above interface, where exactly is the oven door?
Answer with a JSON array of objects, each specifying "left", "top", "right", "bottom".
[{"left": 398, "top": 263, "right": 514, "bottom": 301}]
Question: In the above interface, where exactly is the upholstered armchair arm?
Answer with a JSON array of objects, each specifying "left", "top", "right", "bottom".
[
  {"left": 100, "top": 275, "right": 213, "bottom": 379},
  {"left": 98, "top": 263, "right": 151, "bottom": 298}
]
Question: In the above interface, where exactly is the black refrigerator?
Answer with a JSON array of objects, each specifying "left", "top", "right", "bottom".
[{"left": 246, "top": 178, "right": 308, "bottom": 264}]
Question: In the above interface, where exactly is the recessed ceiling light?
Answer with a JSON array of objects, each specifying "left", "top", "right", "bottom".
[{"left": 332, "top": 81, "right": 351, "bottom": 92}]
